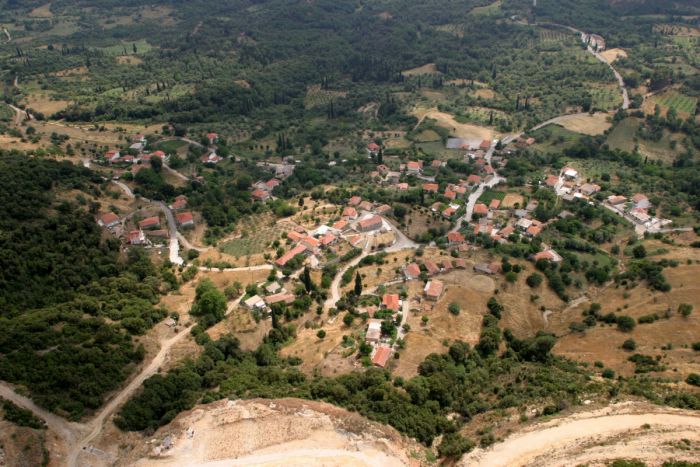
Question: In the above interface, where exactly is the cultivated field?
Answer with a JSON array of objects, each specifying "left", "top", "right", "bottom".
[
  {"left": 219, "top": 213, "right": 290, "bottom": 258},
  {"left": 644, "top": 90, "right": 698, "bottom": 118},
  {"left": 546, "top": 112, "right": 612, "bottom": 136},
  {"left": 413, "top": 107, "right": 497, "bottom": 141},
  {"left": 599, "top": 48, "right": 627, "bottom": 64}
]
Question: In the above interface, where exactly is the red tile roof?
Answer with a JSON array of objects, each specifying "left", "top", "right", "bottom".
[
  {"left": 348, "top": 196, "right": 362, "bottom": 206},
  {"left": 372, "top": 346, "right": 393, "bottom": 368},
  {"left": 367, "top": 142, "right": 380, "bottom": 152},
  {"left": 358, "top": 215, "right": 383, "bottom": 231},
  {"left": 100, "top": 212, "right": 119, "bottom": 226},
  {"left": 467, "top": 174, "right": 481, "bottom": 185},
  {"left": 424, "top": 279, "right": 444, "bottom": 299},
  {"left": 343, "top": 207, "right": 358, "bottom": 218},
  {"left": 479, "top": 140, "right": 491, "bottom": 150},
  {"left": 275, "top": 244, "right": 307, "bottom": 267},
  {"left": 489, "top": 199, "right": 501, "bottom": 210},
  {"left": 382, "top": 294, "right": 400, "bottom": 312},
  {"left": 252, "top": 189, "right": 270, "bottom": 201},
  {"left": 474, "top": 203, "right": 489, "bottom": 215},
  {"left": 423, "top": 183, "right": 439, "bottom": 192},
  {"left": 447, "top": 231, "right": 465, "bottom": 244},
  {"left": 545, "top": 175, "right": 559, "bottom": 187},
  {"left": 424, "top": 260, "right": 440, "bottom": 275},
  {"left": 138, "top": 216, "right": 160, "bottom": 229},
  {"left": 405, "top": 263, "right": 421, "bottom": 279}
]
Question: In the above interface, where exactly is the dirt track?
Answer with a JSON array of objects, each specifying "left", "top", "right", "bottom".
[{"left": 460, "top": 403, "right": 700, "bottom": 467}]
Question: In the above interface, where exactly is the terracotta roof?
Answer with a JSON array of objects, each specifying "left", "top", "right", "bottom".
[
  {"left": 500, "top": 225, "right": 515, "bottom": 237},
  {"left": 275, "top": 244, "right": 307, "bottom": 267},
  {"left": 467, "top": 174, "right": 481, "bottom": 184},
  {"left": 332, "top": 219, "right": 349, "bottom": 230},
  {"left": 358, "top": 215, "right": 383, "bottom": 231},
  {"left": 442, "top": 207, "right": 456, "bottom": 218},
  {"left": 348, "top": 196, "right": 362, "bottom": 206},
  {"left": 424, "top": 280, "right": 444, "bottom": 298},
  {"left": 479, "top": 140, "right": 491, "bottom": 150},
  {"left": 359, "top": 200, "right": 373, "bottom": 211},
  {"left": 171, "top": 198, "right": 187, "bottom": 210},
  {"left": 527, "top": 225, "right": 542, "bottom": 236},
  {"left": 404, "top": 263, "right": 421, "bottom": 279},
  {"left": 376, "top": 204, "right": 392, "bottom": 214},
  {"left": 320, "top": 233, "right": 337, "bottom": 246},
  {"left": 424, "top": 260, "right": 440, "bottom": 275},
  {"left": 264, "top": 293, "right": 295, "bottom": 305},
  {"left": 342, "top": 207, "right": 358, "bottom": 218},
  {"left": 100, "top": 212, "right": 119, "bottom": 226},
  {"left": 447, "top": 231, "right": 465, "bottom": 244},
  {"left": 176, "top": 211, "right": 194, "bottom": 225},
  {"left": 138, "top": 216, "right": 160, "bottom": 229},
  {"left": 367, "top": 142, "right": 380, "bottom": 152},
  {"left": 474, "top": 203, "right": 489, "bottom": 215},
  {"left": 372, "top": 346, "right": 393, "bottom": 368},
  {"left": 545, "top": 175, "right": 559, "bottom": 187},
  {"left": 287, "top": 231, "right": 306, "bottom": 243},
  {"left": 265, "top": 179, "right": 281, "bottom": 189},
  {"left": 396, "top": 183, "right": 409, "bottom": 190},
  {"left": 382, "top": 294, "right": 400, "bottom": 312},
  {"left": 454, "top": 259, "right": 467, "bottom": 269},
  {"left": 444, "top": 189, "right": 457, "bottom": 200},
  {"left": 489, "top": 199, "right": 501, "bottom": 210},
  {"left": 423, "top": 183, "right": 439, "bottom": 192}
]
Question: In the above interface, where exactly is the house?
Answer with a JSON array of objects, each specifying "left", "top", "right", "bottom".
[
  {"left": 424, "top": 260, "right": 440, "bottom": 276},
  {"left": 320, "top": 233, "right": 337, "bottom": 247},
  {"left": 105, "top": 150, "right": 121, "bottom": 163},
  {"left": 466, "top": 174, "right": 481, "bottom": 185},
  {"left": 377, "top": 164, "right": 390, "bottom": 174},
  {"left": 275, "top": 244, "right": 307, "bottom": 267},
  {"left": 516, "top": 218, "right": 533, "bottom": 231},
  {"left": 395, "top": 182, "right": 409, "bottom": 190},
  {"left": 264, "top": 293, "right": 296, "bottom": 306},
  {"left": 382, "top": 294, "right": 401, "bottom": 312},
  {"left": 343, "top": 207, "right": 359, "bottom": 220},
  {"left": 424, "top": 280, "right": 444, "bottom": 301},
  {"left": 119, "top": 155, "right": 135, "bottom": 164},
  {"left": 607, "top": 195, "right": 627, "bottom": 206},
  {"left": 473, "top": 203, "right": 489, "bottom": 216},
  {"left": 545, "top": 175, "right": 559, "bottom": 188},
  {"left": 423, "top": 183, "right": 439, "bottom": 193},
  {"left": 138, "top": 216, "right": 161, "bottom": 230},
  {"left": 170, "top": 196, "right": 188, "bottom": 211},
  {"left": 632, "top": 193, "right": 651, "bottom": 209},
  {"left": 346, "top": 235, "right": 364, "bottom": 248},
  {"left": 386, "top": 171, "right": 401, "bottom": 184},
  {"left": 489, "top": 199, "right": 501, "bottom": 210},
  {"left": 287, "top": 231, "right": 306, "bottom": 243},
  {"left": 359, "top": 200, "right": 374, "bottom": 212},
  {"left": 252, "top": 189, "right": 271, "bottom": 202},
  {"left": 479, "top": 140, "right": 491, "bottom": 151},
  {"left": 207, "top": 132, "right": 219, "bottom": 145},
  {"left": 127, "top": 229, "right": 147, "bottom": 245},
  {"left": 301, "top": 236, "right": 321, "bottom": 251},
  {"left": 372, "top": 345, "right": 393, "bottom": 368},
  {"left": 533, "top": 249, "right": 563, "bottom": 263},
  {"left": 357, "top": 215, "right": 383, "bottom": 232},
  {"left": 244, "top": 295, "right": 266, "bottom": 310},
  {"left": 484, "top": 165, "right": 495, "bottom": 175},
  {"left": 367, "top": 142, "right": 381, "bottom": 156},
  {"left": 348, "top": 196, "right": 362, "bottom": 207},
  {"left": 265, "top": 282, "right": 282, "bottom": 294},
  {"left": 431, "top": 159, "right": 445, "bottom": 169},
  {"left": 265, "top": 179, "right": 281, "bottom": 191},
  {"left": 630, "top": 207, "right": 650, "bottom": 223},
  {"left": 444, "top": 189, "right": 457, "bottom": 200},
  {"left": 366, "top": 319, "right": 383, "bottom": 344},
  {"left": 406, "top": 161, "right": 423, "bottom": 174},
  {"left": 132, "top": 134, "right": 146, "bottom": 144},
  {"left": 441, "top": 259, "right": 453, "bottom": 271},
  {"left": 146, "top": 229, "right": 169, "bottom": 239},
  {"left": 99, "top": 212, "right": 120, "bottom": 228},
  {"left": 332, "top": 219, "right": 350, "bottom": 232},
  {"left": 526, "top": 225, "right": 543, "bottom": 237},
  {"left": 447, "top": 231, "right": 465, "bottom": 245},
  {"left": 201, "top": 151, "right": 223, "bottom": 164},
  {"left": 500, "top": 225, "right": 515, "bottom": 237},
  {"left": 404, "top": 263, "right": 421, "bottom": 280},
  {"left": 562, "top": 167, "right": 578, "bottom": 180},
  {"left": 176, "top": 211, "right": 195, "bottom": 228},
  {"left": 474, "top": 262, "right": 500, "bottom": 275},
  {"left": 580, "top": 183, "right": 601, "bottom": 196},
  {"left": 442, "top": 207, "right": 457, "bottom": 218},
  {"left": 129, "top": 142, "right": 144, "bottom": 152},
  {"left": 376, "top": 204, "right": 392, "bottom": 216},
  {"left": 454, "top": 258, "right": 467, "bottom": 269}
]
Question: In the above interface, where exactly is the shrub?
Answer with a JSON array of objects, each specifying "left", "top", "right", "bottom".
[
  {"left": 617, "top": 315, "right": 636, "bottom": 332},
  {"left": 687, "top": 373, "right": 700, "bottom": 387},
  {"left": 448, "top": 302, "right": 460, "bottom": 315},
  {"left": 438, "top": 433, "right": 475, "bottom": 458},
  {"left": 317, "top": 330, "right": 326, "bottom": 339},
  {"left": 678, "top": 303, "right": 693, "bottom": 318},
  {"left": 692, "top": 342, "right": 700, "bottom": 352},
  {"left": 602, "top": 368, "right": 615, "bottom": 379},
  {"left": 622, "top": 339, "right": 637, "bottom": 351},
  {"left": 1, "top": 399, "right": 46, "bottom": 429},
  {"left": 632, "top": 245, "right": 647, "bottom": 258}
]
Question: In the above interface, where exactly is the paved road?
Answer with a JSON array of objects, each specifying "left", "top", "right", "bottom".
[
  {"left": 157, "top": 201, "right": 184, "bottom": 265},
  {"left": 113, "top": 181, "right": 135, "bottom": 199},
  {"left": 164, "top": 163, "right": 190, "bottom": 182},
  {"left": 451, "top": 142, "right": 505, "bottom": 232}
]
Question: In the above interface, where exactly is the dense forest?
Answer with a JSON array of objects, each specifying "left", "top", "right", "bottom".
[{"left": 0, "top": 153, "right": 168, "bottom": 419}]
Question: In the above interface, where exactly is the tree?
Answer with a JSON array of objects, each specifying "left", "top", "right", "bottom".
[
  {"left": 505, "top": 271, "right": 518, "bottom": 283},
  {"left": 354, "top": 272, "right": 363, "bottom": 296},
  {"left": 632, "top": 244, "right": 647, "bottom": 259},
  {"left": 617, "top": 315, "right": 636, "bottom": 332},
  {"left": 190, "top": 279, "right": 227, "bottom": 326},
  {"left": 343, "top": 313, "right": 354, "bottom": 327},
  {"left": 150, "top": 155, "right": 163, "bottom": 173},
  {"left": 687, "top": 373, "right": 700, "bottom": 387},
  {"left": 302, "top": 266, "right": 313, "bottom": 293},
  {"left": 438, "top": 433, "right": 475, "bottom": 458},
  {"left": 448, "top": 302, "right": 460, "bottom": 315},
  {"left": 317, "top": 329, "right": 326, "bottom": 339},
  {"left": 678, "top": 303, "right": 693, "bottom": 318},
  {"left": 526, "top": 273, "right": 543, "bottom": 288},
  {"left": 622, "top": 339, "right": 637, "bottom": 351}
]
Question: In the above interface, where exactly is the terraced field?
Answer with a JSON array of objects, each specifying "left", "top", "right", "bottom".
[{"left": 219, "top": 213, "right": 289, "bottom": 257}]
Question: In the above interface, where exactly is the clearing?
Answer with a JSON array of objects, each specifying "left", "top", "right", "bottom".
[
  {"left": 126, "top": 399, "right": 424, "bottom": 467},
  {"left": 598, "top": 48, "right": 627, "bottom": 64},
  {"left": 542, "top": 112, "right": 612, "bottom": 136},
  {"left": 460, "top": 402, "right": 700, "bottom": 467},
  {"left": 401, "top": 63, "right": 439, "bottom": 77},
  {"left": 643, "top": 89, "right": 698, "bottom": 119},
  {"left": 413, "top": 107, "right": 497, "bottom": 141}
]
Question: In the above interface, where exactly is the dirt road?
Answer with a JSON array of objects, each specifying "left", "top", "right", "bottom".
[{"left": 460, "top": 405, "right": 700, "bottom": 467}]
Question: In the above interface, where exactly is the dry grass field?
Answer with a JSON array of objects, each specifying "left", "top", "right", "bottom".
[
  {"left": 599, "top": 48, "right": 628, "bottom": 64},
  {"left": 413, "top": 107, "right": 498, "bottom": 140},
  {"left": 401, "top": 63, "right": 439, "bottom": 76},
  {"left": 548, "top": 112, "right": 613, "bottom": 136}
]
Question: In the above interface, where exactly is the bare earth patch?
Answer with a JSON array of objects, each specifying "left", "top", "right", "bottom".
[
  {"left": 413, "top": 107, "right": 497, "bottom": 141},
  {"left": 116, "top": 55, "right": 143, "bottom": 65},
  {"left": 402, "top": 63, "right": 439, "bottom": 76},
  {"left": 547, "top": 112, "right": 612, "bottom": 136},
  {"left": 599, "top": 48, "right": 627, "bottom": 64}
]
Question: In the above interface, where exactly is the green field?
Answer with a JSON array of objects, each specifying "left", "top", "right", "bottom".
[
  {"left": 539, "top": 30, "right": 572, "bottom": 43},
  {"left": 469, "top": 0, "right": 501, "bottom": 16},
  {"left": 606, "top": 117, "right": 639, "bottom": 152},
  {"left": 530, "top": 124, "right": 582, "bottom": 151},
  {"left": 478, "top": 189, "right": 506, "bottom": 204},
  {"left": 0, "top": 103, "right": 14, "bottom": 122},
  {"left": 589, "top": 85, "right": 623, "bottom": 111},
  {"left": 655, "top": 91, "right": 698, "bottom": 117},
  {"left": 95, "top": 39, "right": 153, "bottom": 56},
  {"left": 219, "top": 213, "right": 287, "bottom": 257}
]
